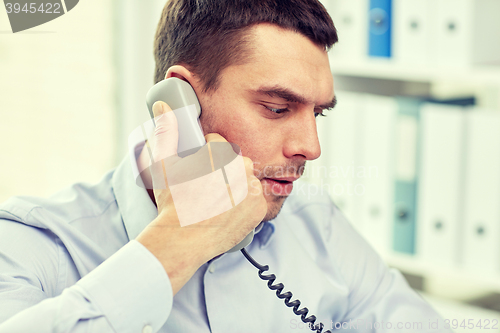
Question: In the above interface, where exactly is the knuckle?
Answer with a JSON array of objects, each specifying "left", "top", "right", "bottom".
[{"left": 154, "top": 124, "right": 168, "bottom": 137}]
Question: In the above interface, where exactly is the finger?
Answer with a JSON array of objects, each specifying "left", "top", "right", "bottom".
[
  {"left": 204, "top": 133, "right": 242, "bottom": 170},
  {"left": 205, "top": 133, "right": 228, "bottom": 143},
  {"left": 151, "top": 101, "right": 179, "bottom": 162}
]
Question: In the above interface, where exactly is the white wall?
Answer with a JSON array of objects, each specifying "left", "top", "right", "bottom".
[
  {"left": 0, "top": 1, "right": 116, "bottom": 202},
  {"left": 114, "top": 0, "right": 166, "bottom": 160}
]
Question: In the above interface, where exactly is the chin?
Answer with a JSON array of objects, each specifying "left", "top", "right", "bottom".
[{"left": 262, "top": 195, "right": 287, "bottom": 222}]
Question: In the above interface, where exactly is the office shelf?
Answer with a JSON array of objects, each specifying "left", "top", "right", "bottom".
[{"left": 329, "top": 55, "right": 500, "bottom": 85}]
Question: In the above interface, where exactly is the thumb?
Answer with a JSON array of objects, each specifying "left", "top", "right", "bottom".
[{"left": 151, "top": 101, "right": 179, "bottom": 162}]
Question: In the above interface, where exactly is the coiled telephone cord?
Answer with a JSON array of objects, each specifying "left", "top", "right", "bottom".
[{"left": 241, "top": 248, "right": 332, "bottom": 333}]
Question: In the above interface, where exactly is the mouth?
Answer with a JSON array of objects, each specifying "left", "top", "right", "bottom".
[{"left": 261, "top": 177, "right": 298, "bottom": 196}]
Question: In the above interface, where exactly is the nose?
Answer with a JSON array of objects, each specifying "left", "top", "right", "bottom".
[{"left": 282, "top": 108, "right": 321, "bottom": 161}]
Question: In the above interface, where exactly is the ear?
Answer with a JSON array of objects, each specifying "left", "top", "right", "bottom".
[
  {"left": 164, "top": 65, "right": 204, "bottom": 98},
  {"left": 165, "top": 65, "right": 196, "bottom": 84}
]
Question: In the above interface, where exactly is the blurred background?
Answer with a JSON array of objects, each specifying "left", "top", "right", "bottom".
[
  {"left": 1, "top": 0, "right": 500, "bottom": 331},
  {"left": 0, "top": 0, "right": 166, "bottom": 202}
]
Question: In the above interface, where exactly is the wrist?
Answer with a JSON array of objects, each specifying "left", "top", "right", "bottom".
[{"left": 136, "top": 212, "right": 215, "bottom": 294}]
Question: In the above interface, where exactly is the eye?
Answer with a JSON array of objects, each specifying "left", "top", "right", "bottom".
[
  {"left": 314, "top": 109, "right": 327, "bottom": 118},
  {"left": 265, "top": 106, "right": 289, "bottom": 114}
]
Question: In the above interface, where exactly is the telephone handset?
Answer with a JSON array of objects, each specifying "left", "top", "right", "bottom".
[{"left": 145, "top": 77, "right": 255, "bottom": 253}]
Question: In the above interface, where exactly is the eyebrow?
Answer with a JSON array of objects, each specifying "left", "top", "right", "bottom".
[{"left": 254, "top": 85, "right": 337, "bottom": 110}]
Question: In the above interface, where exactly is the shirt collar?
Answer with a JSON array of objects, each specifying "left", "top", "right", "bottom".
[
  {"left": 111, "top": 142, "right": 158, "bottom": 241},
  {"left": 111, "top": 140, "right": 276, "bottom": 248}
]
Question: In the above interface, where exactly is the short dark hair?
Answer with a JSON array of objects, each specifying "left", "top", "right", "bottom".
[{"left": 153, "top": 0, "right": 338, "bottom": 92}]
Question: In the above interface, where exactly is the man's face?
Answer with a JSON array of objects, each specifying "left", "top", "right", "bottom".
[{"left": 197, "top": 23, "right": 335, "bottom": 222}]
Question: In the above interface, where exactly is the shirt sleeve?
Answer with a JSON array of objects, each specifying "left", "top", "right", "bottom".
[
  {"left": 326, "top": 205, "right": 453, "bottom": 333},
  {"left": 0, "top": 227, "right": 173, "bottom": 333}
]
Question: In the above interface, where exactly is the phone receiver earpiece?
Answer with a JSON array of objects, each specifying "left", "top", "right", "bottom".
[{"left": 146, "top": 78, "right": 205, "bottom": 157}]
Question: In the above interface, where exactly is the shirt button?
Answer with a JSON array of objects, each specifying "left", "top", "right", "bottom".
[
  {"left": 142, "top": 325, "right": 153, "bottom": 333},
  {"left": 208, "top": 265, "right": 215, "bottom": 273}
]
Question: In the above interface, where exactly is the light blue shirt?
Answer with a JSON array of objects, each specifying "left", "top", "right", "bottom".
[{"left": 0, "top": 143, "right": 451, "bottom": 332}]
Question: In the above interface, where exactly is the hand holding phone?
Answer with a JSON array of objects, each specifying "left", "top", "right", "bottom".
[
  {"left": 136, "top": 78, "right": 267, "bottom": 295},
  {"left": 145, "top": 78, "right": 264, "bottom": 251}
]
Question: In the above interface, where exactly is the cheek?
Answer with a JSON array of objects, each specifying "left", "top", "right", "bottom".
[
  {"left": 231, "top": 127, "right": 279, "bottom": 169},
  {"left": 199, "top": 96, "right": 281, "bottom": 161},
  {"left": 222, "top": 120, "right": 258, "bottom": 156}
]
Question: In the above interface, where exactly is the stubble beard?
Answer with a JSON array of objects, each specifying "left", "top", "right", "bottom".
[
  {"left": 261, "top": 192, "right": 287, "bottom": 222},
  {"left": 256, "top": 162, "right": 306, "bottom": 222}
]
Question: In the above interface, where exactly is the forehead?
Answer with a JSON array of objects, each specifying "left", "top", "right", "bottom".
[{"left": 222, "top": 23, "right": 334, "bottom": 104}]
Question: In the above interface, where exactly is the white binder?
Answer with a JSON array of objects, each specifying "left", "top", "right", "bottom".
[
  {"left": 324, "top": 0, "right": 368, "bottom": 62},
  {"left": 417, "top": 104, "right": 465, "bottom": 268},
  {"left": 357, "top": 95, "right": 397, "bottom": 255},
  {"left": 462, "top": 110, "right": 500, "bottom": 274},
  {"left": 393, "top": 0, "right": 434, "bottom": 66},
  {"left": 434, "top": 0, "right": 500, "bottom": 67},
  {"left": 323, "top": 91, "right": 364, "bottom": 232}
]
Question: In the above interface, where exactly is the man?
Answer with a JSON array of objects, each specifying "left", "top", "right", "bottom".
[{"left": 0, "top": 0, "right": 451, "bottom": 332}]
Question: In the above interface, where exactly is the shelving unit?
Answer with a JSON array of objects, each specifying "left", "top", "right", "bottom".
[
  {"left": 325, "top": 52, "right": 500, "bottom": 300},
  {"left": 385, "top": 251, "right": 500, "bottom": 295},
  {"left": 329, "top": 57, "right": 500, "bottom": 86}
]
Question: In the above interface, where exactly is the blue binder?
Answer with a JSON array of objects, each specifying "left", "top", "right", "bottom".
[
  {"left": 392, "top": 96, "right": 475, "bottom": 254},
  {"left": 393, "top": 97, "right": 420, "bottom": 254},
  {"left": 368, "top": 0, "right": 392, "bottom": 58}
]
